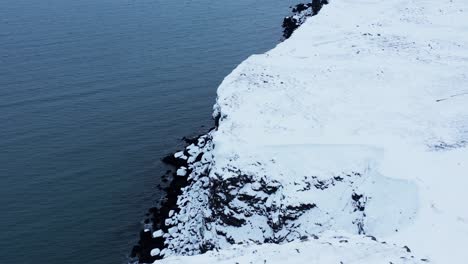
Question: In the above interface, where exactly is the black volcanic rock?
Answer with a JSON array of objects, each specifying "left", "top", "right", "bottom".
[{"left": 283, "top": 0, "right": 329, "bottom": 39}]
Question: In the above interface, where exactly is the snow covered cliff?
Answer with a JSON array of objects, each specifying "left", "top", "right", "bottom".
[{"left": 144, "top": 0, "right": 468, "bottom": 263}]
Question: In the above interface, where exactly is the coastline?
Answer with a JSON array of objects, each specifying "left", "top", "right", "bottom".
[
  {"left": 131, "top": 132, "right": 213, "bottom": 263},
  {"left": 130, "top": 3, "right": 329, "bottom": 262},
  {"left": 130, "top": 3, "right": 328, "bottom": 263},
  {"left": 134, "top": 0, "right": 468, "bottom": 263}
]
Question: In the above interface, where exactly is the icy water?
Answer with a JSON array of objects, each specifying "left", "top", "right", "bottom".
[{"left": 0, "top": 0, "right": 296, "bottom": 263}]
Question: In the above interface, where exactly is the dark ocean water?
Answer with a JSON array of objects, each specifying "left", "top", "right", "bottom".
[{"left": 0, "top": 0, "right": 295, "bottom": 263}]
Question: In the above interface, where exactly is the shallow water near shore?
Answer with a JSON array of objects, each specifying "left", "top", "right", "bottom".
[{"left": 0, "top": 0, "right": 297, "bottom": 263}]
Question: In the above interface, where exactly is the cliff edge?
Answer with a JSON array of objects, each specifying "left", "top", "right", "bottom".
[{"left": 146, "top": 0, "right": 468, "bottom": 263}]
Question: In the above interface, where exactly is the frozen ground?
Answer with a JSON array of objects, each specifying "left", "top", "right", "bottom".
[
  {"left": 153, "top": 0, "right": 468, "bottom": 263},
  {"left": 157, "top": 233, "right": 426, "bottom": 264}
]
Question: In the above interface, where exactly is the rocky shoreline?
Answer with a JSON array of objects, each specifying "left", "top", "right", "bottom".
[
  {"left": 129, "top": 0, "right": 468, "bottom": 262},
  {"left": 129, "top": 3, "right": 328, "bottom": 262},
  {"left": 130, "top": 131, "right": 213, "bottom": 263}
]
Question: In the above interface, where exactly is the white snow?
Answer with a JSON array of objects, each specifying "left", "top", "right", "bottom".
[
  {"left": 156, "top": 233, "right": 424, "bottom": 264},
  {"left": 150, "top": 248, "right": 161, "bottom": 257},
  {"left": 176, "top": 167, "right": 187, "bottom": 177},
  {"left": 152, "top": 230, "right": 164, "bottom": 238},
  {"left": 155, "top": 0, "right": 468, "bottom": 263},
  {"left": 174, "top": 151, "right": 184, "bottom": 159}
]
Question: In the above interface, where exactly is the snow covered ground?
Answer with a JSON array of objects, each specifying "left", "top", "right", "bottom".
[
  {"left": 153, "top": 0, "right": 468, "bottom": 263},
  {"left": 157, "top": 233, "right": 426, "bottom": 264}
]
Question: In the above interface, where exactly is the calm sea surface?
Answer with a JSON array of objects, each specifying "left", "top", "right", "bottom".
[{"left": 0, "top": 0, "right": 295, "bottom": 263}]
